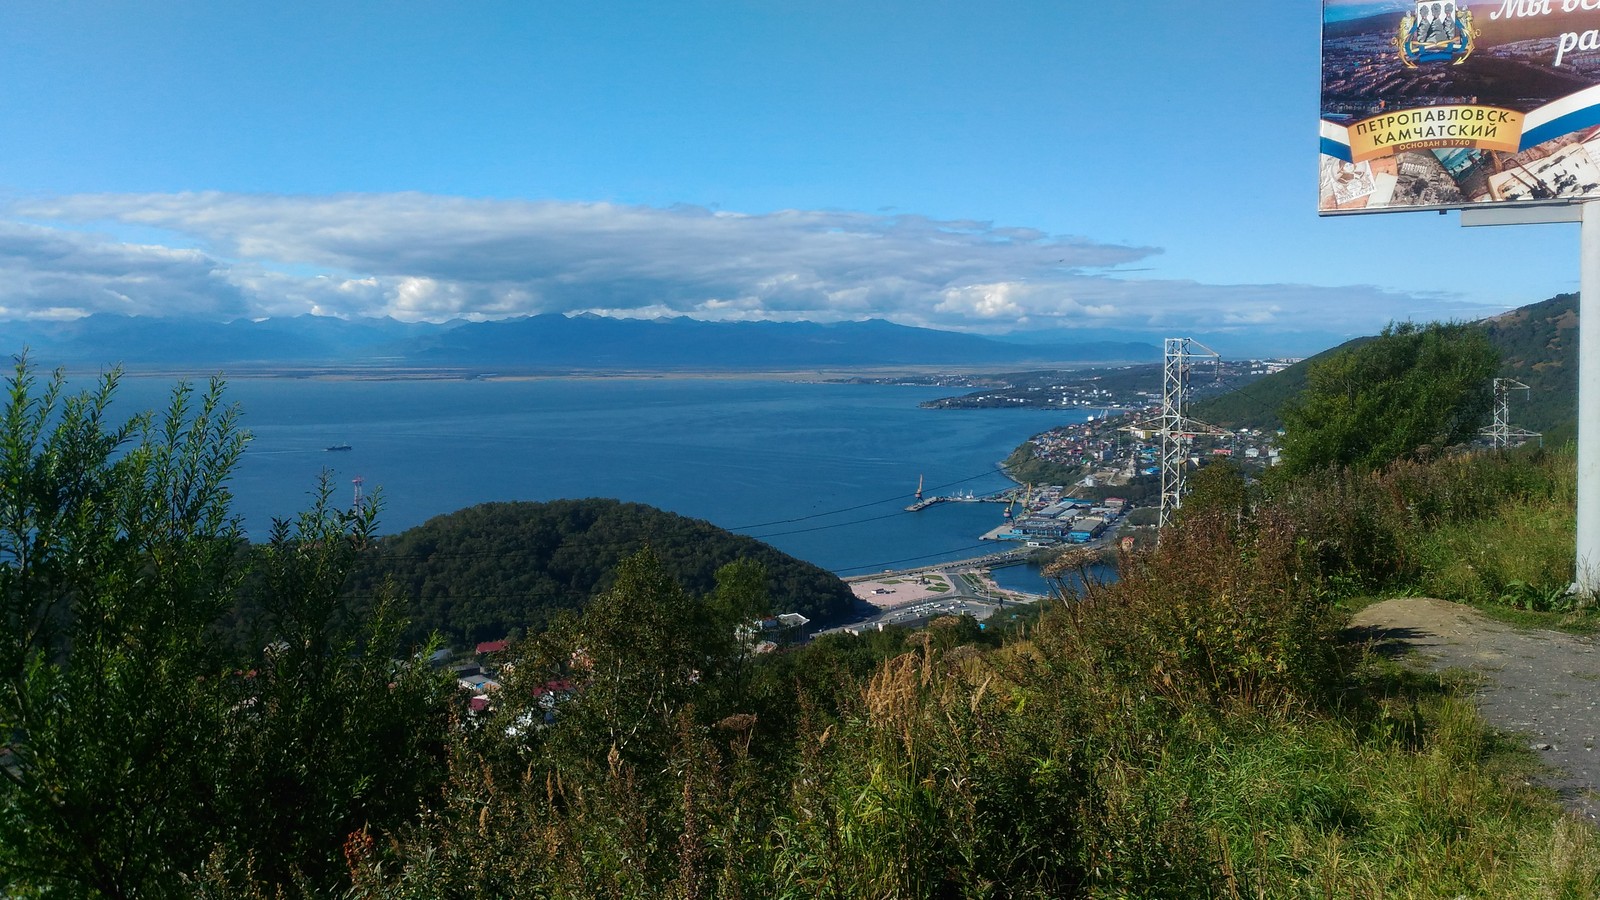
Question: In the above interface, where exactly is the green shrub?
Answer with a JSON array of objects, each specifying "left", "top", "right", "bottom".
[{"left": 1045, "top": 507, "right": 1345, "bottom": 720}]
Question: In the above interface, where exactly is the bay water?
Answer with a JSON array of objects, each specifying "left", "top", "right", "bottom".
[{"left": 111, "top": 376, "right": 1086, "bottom": 591}]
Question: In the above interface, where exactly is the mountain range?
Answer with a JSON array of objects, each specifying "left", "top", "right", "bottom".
[{"left": 3, "top": 313, "right": 1159, "bottom": 372}]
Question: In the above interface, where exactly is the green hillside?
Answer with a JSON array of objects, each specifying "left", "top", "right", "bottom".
[
  {"left": 1190, "top": 339, "right": 1360, "bottom": 431},
  {"left": 1482, "top": 293, "right": 1579, "bottom": 444},
  {"left": 1193, "top": 293, "right": 1579, "bottom": 441},
  {"left": 344, "top": 498, "right": 857, "bottom": 646}
]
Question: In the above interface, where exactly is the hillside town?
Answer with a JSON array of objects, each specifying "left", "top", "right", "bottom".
[{"left": 885, "top": 358, "right": 1300, "bottom": 410}]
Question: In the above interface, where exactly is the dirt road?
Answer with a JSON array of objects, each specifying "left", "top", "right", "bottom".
[{"left": 1350, "top": 597, "right": 1600, "bottom": 821}]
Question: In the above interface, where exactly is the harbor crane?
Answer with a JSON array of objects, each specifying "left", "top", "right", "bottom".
[{"left": 1004, "top": 482, "right": 1032, "bottom": 520}]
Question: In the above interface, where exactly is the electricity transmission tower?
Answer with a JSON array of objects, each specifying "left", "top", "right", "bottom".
[
  {"left": 1118, "top": 338, "right": 1229, "bottom": 529},
  {"left": 1158, "top": 338, "right": 1225, "bottom": 528},
  {"left": 1479, "top": 377, "right": 1542, "bottom": 449}
]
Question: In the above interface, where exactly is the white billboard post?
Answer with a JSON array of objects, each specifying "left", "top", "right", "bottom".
[
  {"left": 1321, "top": 0, "right": 1600, "bottom": 599},
  {"left": 1461, "top": 202, "right": 1595, "bottom": 596},
  {"left": 1585, "top": 201, "right": 1600, "bottom": 596}
]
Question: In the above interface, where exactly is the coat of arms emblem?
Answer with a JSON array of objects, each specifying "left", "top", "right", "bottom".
[{"left": 1397, "top": 1, "right": 1477, "bottom": 67}]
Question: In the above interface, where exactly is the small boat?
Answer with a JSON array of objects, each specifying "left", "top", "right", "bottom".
[{"left": 325, "top": 444, "right": 353, "bottom": 452}]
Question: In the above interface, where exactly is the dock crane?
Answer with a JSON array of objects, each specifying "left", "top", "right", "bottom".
[{"left": 1003, "top": 482, "right": 1032, "bottom": 520}]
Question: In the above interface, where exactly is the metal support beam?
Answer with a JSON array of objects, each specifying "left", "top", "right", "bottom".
[
  {"left": 1461, "top": 203, "right": 1584, "bottom": 227},
  {"left": 1580, "top": 203, "right": 1600, "bottom": 595},
  {"left": 1160, "top": 339, "right": 1186, "bottom": 529},
  {"left": 1462, "top": 202, "right": 1592, "bottom": 596}
]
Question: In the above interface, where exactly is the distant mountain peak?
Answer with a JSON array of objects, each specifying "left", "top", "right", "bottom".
[{"left": 2, "top": 312, "right": 1159, "bottom": 371}]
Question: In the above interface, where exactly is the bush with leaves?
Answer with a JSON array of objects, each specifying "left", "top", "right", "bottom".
[
  {"left": 0, "top": 362, "right": 246, "bottom": 896},
  {"left": 208, "top": 479, "right": 453, "bottom": 890},
  {"left": 1278, "top": 320, "right": 1498, "bottom": 476},
  {"left": 0, "top": 359, "right": 451, "bottom": 897}
]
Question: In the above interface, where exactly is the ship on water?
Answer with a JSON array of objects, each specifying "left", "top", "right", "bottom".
[{"left": 325, "top": 444, "right": 353, "bottom": 452}]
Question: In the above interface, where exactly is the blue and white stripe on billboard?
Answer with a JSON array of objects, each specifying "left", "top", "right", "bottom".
[{"left": 1321, "top": 0, "right": 1600, "bottom": 213}]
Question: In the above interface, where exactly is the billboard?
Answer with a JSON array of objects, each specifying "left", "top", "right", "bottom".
[{"left": 1321, "top": 0, "right": 1600, "bottom": 214}]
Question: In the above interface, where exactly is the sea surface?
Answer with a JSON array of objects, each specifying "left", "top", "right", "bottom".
[{"left": 108, "top": 376, "right": 1087, "bottom": 592}]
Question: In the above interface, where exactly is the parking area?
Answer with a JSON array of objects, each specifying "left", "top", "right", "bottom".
[{"left": 849, "top": 573, "right": 953, "bottom": 609}]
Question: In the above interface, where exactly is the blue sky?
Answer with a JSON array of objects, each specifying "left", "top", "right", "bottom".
[{"left": 0, "top": 0, "right": 1581, "bottom": 356}]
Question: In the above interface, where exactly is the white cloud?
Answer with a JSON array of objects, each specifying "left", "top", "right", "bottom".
[
  {"left": 0, "top": 191, "right": 1467, "bottom": 340},
  {"left": 0, "top": 221, "right": 250, "bottom": 319}
]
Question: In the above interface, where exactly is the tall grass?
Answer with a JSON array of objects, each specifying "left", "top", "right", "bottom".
[
  {"left": 1245, "top": 447, "right": 1581, "bottom": 612},
  {"left": 1399, "top": 451, "right": 1579, "bottom": 609},
  {"left": 321, "top": 448, "right": 1600, "bottom": 899},
  {"left": 1150, "top": 691, "right": 1599, "bottom": 899}
]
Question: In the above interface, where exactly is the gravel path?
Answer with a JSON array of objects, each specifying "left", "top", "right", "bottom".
[{"left": 1350, "top": 597, "right": 1600, "bottom": 821}]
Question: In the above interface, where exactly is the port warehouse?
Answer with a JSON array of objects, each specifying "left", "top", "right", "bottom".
[{"left": 1001, "top": 486, "right": 1127, "bottom": 544}]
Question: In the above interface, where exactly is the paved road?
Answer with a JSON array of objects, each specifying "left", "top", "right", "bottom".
[{"left": 841, "top": 548, "right": 1032, "bottom": 583}]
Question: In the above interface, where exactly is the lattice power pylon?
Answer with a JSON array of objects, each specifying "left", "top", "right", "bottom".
[
  {"left": 1479, "top": 378, "right": 1542, "bottom": 449},
  {"left": 1159, "top": 337, "right": 1225, "bottom": 528}
]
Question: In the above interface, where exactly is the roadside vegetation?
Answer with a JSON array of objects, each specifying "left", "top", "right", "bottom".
[
  {"left": 319, "top": 443, "right": 1596, "bottom": 899},
  {"left": 5, "top": 326, "right": 1600, "bottom": 897}
]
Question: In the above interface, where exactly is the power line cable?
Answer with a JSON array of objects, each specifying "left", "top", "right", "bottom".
[
  {"left": 726, "top": 466, "right": 1015, "bottom": 530},
  {"left": 746, "top": 508, "right": 914, "bottom": 539}
]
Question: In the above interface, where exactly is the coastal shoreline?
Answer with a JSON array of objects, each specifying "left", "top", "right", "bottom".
[{"left": 96, "top": 363, "right": 1116, "bottom": 384}]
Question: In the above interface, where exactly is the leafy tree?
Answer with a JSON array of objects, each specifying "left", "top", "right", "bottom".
[
  {"left": 210, "top": 478, "right": 452, "bottom": 890},
  {"left": 1175, "top": 459, "right": 1250, "bottom": 527},
  {"left": 0, "top": 361, "right": 245, "bottom": 897},
  {"left": 0, "top": 360, "right": 450, "bottom": 897},
  {"left": 526, "top": 548, "right": 726, "bottom": 770},
  {"left": 1278, "top": 321, "right": 1498, "bottom": 475}
]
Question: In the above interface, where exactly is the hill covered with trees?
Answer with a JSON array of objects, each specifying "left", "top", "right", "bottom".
[
  {"left": 1482, "top": 293, "right": 1579, "bottom": 444},
  {"left": 346, "top": 499, "right": 857, "bottom": 646},
  {"left": 1276, "top": 322, "right": 1499, "bottom": 475},
  {"left": 1192, "top": 292, "right": 1578, "bottom": 441}
]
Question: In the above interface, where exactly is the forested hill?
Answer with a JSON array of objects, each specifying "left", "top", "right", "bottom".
[
  {"left": 1193, "top": 293, "right": 1579, "bottom": 442},
  {"left": 1188, "top": 340, "right": 1355, "bottom": 432},
  {"left": 346, "top": 499, "right": 856, "bottom": 646},
  {"left": 1482, "top": 293, "right": 1579, "bottom": 444}
]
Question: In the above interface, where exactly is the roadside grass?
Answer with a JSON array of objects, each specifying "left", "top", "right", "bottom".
[
  {"left": 1414, "top": 498, "right": 1575, "bottom": 606},
  {"left": 1139, "top": 660, "right": 1600, "bottom": 899},
  {"left": 1335, "top": 594, "right": 1393, "bottom": 617},
  {"left": 1405, "top": 477, "right": 1600, "bottom": 633},
  {"left": 1462, "top": 602, "right": 1600, "bottom": 636}
]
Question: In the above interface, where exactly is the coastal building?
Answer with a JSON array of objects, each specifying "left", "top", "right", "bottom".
[
  {"left": 1068, "top": 516, "right": 1107, "bottom": 543},
  {"left": 457, "top": 674, "right": 501, "bottom": 693},
  {"left": 1015, "top": 518, "right": 1071, "bottom": 540},
  {"left": 750, "top": 612, "right": 812, "bottom": 646}
]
